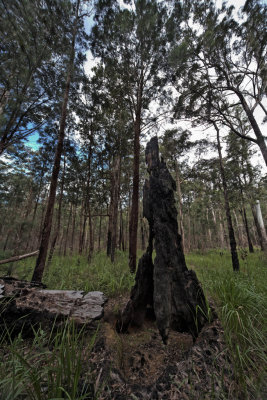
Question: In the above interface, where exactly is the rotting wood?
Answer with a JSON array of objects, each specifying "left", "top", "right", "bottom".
[
  {"left": 117, "top": 136, "right": 208, "bottom": 343},
  {"left": 0, "top": 250, "right": 39, "bottom": 265},
  {"left": 0, "top": 277, "right": 107, "bottom": 334}
]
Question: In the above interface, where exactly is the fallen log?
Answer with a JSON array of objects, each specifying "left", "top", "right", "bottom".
[
  {"left": 0, "top": 250, "right": 39, "bottom": 265},
  {"left": 0, "top": 277, "right": 107, "bottom": 335}
]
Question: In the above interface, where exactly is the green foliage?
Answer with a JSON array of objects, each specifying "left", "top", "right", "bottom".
[
  {"left": 187, "top": 250, "right": 267, "bottom": 394},
  {"left": 0, "top": 322, "right": 97, "bottom": 399},
  {"left": 0, "top": 251, "right": 135, "bottom": 297}
]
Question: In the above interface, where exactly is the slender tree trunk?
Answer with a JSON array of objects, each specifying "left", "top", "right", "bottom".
[
  {"left": 46, "top": 153, "right": 66, "bottom": 267},
  {"left": 107, "top": 156, "right": 121, "bottom": 262},
  {"left": 234, "top": 90, "right": 267, "bottom": 166},
  {"left": 70, "top": 203, "right": 77, "bottom": 255},
  {"left": 254, "top": 200, "right": 267, "bottom": 250},
  {"left": 175, "top": 159, "right": 185, "bottom": 251},
  {"left": 87, "top": 207, "right": 94, "bottom": 262},
  {"left": 129, "top": 108, "right": 141, "bottom": 273},
  {"left": 251, "top": 203, "right": 265, "bottom": 251},
  {"left": 233, "top": 210, "right": 243, "bottom": 247},
  {"left": 187, "top": 210, "right": 191, "bottom": 252},
  {"left": 214, "top": 123, "right": 240, "bottom": 271},
  {"left": 31, "top": 0, "right": 80, "bottom": 283},
  {"left": 98, "top": 213, "right": 102, "bottom": 252},
  {"left": 64, "top": 204, "right": 72, "bottom": 257},
  {"left": 217, "top": 210, "right": 225, "bottom": 248},
  {"left": 79, "top": 214, "right": 87, "bottom": 255},
  {"left": 241, "top": 207, "right": 254, "bottom": 253},
  {"left": 119, "top": 205, "right": 125, "bottom": 252}
]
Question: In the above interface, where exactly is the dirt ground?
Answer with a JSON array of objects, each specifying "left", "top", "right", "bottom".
[{"left": 87, "top": 295, "right": 238, "bottom": 400}]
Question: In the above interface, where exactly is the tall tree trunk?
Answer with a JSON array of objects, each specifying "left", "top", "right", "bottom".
[
  {"left": 254, "top": 200, "right": 267, "bottom": 250},
  {"left": 175, "top": 159, "right": 185, "bottom": 251},
  {"left": 31, "top": 0, "right": 80, "bottom": 282},
  {"left": 251, "top": 203, "right": 265, "bottom": 251},
  {"left": 129, "top": 108, "right": 141, "bottom": 273},
  {"left": 214, "top": 123, "right": 240, "bottom": 272},
  {"left": 234, "top": 89, "right": 267, "bottom": 166},
  {"left": 70, "top": 203, "right": 77, "bottom": 255},
  {"left": 119, "top": 205, "right": 125, "bottom": 252},
  {"left": 233, "top": 210, "right": 243, "bottom": 247},
  {"left": 98, "top": 212, "right": 102, "bottom": 252},
  {"left": 107, "top": 156, "right": 121, "bottom": 262},
  {"left": 79, "top": 213, "right": 87, "bottom": 255},
  {"left": 217, "top": 209, "right": 225, "bottom": 248},
  {"left": 240, "top": 207, "right": 254, "bottom": 253},
  {"left": 63, "top": 204, "right": 72, "bottom": 257},
  {"left": 46, "top": 154, "right": 66, "bottom": 268},
  {"left": 87, "top": 207, "right": 94, "bottom": 262}
]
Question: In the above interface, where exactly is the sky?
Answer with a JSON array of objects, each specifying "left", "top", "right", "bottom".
[{"left": 20, "top": 0, "right": 266, "bottom": 172}]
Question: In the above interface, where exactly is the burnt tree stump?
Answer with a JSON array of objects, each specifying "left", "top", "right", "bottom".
[{"left": 117, "top": 137, "right": 208, "bottom": 343}]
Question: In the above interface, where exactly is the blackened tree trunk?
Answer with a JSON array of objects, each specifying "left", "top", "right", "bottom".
[
  {"left": 214, "top": 123, "right": 240, "bottom": 272},
  {"left": 117, "top": 137, "right": 208, "bottom": 344},
  {"left": 31, "top": 0, "right": 80, "bottom": 283},
  {"left": 129, "top": 109, "right": 141, "bottom": 273}
]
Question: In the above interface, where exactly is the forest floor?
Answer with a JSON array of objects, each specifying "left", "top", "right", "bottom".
[
  {"left": 0, "top": 249, "right": 266, "bottom": 399},
  {"left": 88, "top": 294, "right": 235, "bottom": 400}
]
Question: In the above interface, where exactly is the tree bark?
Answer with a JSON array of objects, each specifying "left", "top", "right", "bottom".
[
  {"left": 233, "top": 89, "right": 267, "bottom": 166},
  {"left": 31, "top": 0, "right": 80, "bottom": 283},
  {"left": 251, "top": 202, "right": 266, "bottom": 251},
  {"left": 70, "top": 203, "right": 77, "bottom": 255},
  {"left": 117, "top": 137, "right": 208, "bottom": 343},
  {"left": 63, "top": 204, "right": 72, "bottom": 257},
  {"left": 129, "top": 111, "right": 141, "bottom": 273},
  {"left": 241, "top": 207, "right": 254, "bottom": 253},
  {"left": 46, "top": 153, "right": 66, "bottom": 267},
  {"left": 214, "top": 123, "right": 240, "bottom": 272},
  {"left": 254, "top": 200, "right": 267, "bottom": 250},
  {"left": 175, "top": 159, "right": 185, "bottom": 251}
]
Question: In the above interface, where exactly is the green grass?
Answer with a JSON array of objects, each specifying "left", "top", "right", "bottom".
[
  {"left": 0, "top": 321, "right": 98, "bottom": 399},
  {"left": 0, "top": 250, "right": 135, "bottom": 297},
  {"left": 186, "top": 249, "right": 267, "bottom": 397},
  {"left": 0, "top": 248, "right": 266, "bottom": 398}
]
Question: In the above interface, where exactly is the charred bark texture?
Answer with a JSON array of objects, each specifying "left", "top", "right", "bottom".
[{"left": 117, "top": 137, "right": 208, "bottom": 343}]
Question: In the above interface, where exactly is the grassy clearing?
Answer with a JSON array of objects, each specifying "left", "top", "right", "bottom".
[
  {"left": 187, "top": 249, "right": 267, "bottom": 396},
  {"left": 0, "top": 248, "right": 266, "bottom": 398},
  {"left": 0, "top": 250, "right": 135, "bottom": 297}
]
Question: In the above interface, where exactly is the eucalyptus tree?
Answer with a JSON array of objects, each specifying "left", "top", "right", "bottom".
[
  {"left": 0, "top": 0, "right": 78, "bottom": 154},
  {"left": 226, "top": 130, "right": 265, "bottom": 251},
  {"left": 168, "top": 0, "right": 267, "bottom": 165},
  {"left": 91, "top": 0, "right": 169, "bottom": 272},
  {"left": 32, "top": 0, "right": 91, "bottom": 283}
]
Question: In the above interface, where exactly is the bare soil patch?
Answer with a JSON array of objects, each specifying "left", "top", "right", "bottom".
[{"left": 88, "top": 295, "right": 236, "bottom": 400}]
